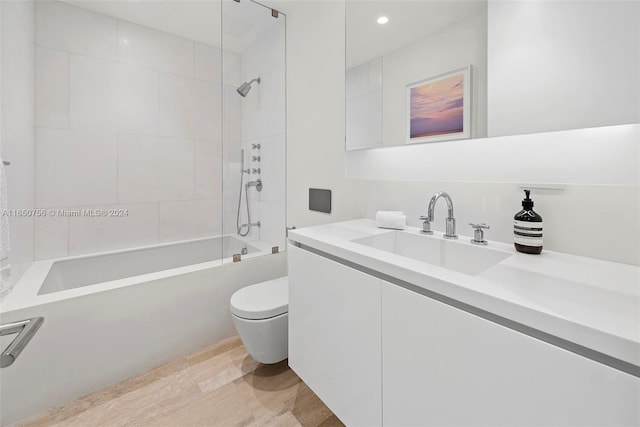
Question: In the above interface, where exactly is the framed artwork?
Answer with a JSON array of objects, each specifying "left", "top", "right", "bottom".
[{"left": 406, "top": 65, "right": 471, "bottom": 144}]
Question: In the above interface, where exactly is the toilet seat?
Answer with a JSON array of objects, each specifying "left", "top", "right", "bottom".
[{"left": 230, "top": 276, "right": 288, "bottom": 320}]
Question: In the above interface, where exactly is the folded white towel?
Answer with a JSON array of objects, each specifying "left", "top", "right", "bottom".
[
  {"left": 376, "top": 211, "right": 406, "bottom": 230},
  {"left": 0, "top": 158, "right": 11, "bottom": 301}
]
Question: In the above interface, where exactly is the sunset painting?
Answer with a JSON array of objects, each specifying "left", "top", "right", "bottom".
[{"left": 407, "top": 66, "right": 470, "bottom": 143}]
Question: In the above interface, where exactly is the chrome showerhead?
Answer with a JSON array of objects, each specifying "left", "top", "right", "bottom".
[{"left": 237, "top": 77, "right": 261, "bottom": 97}]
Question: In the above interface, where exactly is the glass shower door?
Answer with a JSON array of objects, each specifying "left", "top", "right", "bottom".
[{"left": 222, "top": 0, "right": 286, "bottom": 260}]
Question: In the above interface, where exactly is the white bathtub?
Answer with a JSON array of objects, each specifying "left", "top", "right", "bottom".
[{"left": 0, "top": 236, "right": 287, "bottom": 425}]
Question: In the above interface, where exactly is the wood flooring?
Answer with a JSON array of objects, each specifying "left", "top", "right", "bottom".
[{"left": 14, "top": 336, "right": 344, "bottom": 427}]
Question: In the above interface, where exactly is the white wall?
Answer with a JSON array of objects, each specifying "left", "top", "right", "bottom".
[
  {"left": 277, "top": 0, "right": 639, "bottom": 265},
  {"left": 1, "top": 0, "right": 36, "bottom": 275},
  {"left": 285, "top": 1, "right": 363, "bottom": 229},
  {"left": 33, "top": 1, "right": 240, "bottom": 259},
  {"left": 488, "top": 0, "right": 640, "bottom": 137},
  {"left": 382, "top": 10, "right": 487, "bottom": 145},
  {"left": 347, "top": 124, "right": 640, "bottom": 265}
]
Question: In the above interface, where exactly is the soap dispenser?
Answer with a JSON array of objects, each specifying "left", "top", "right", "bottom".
[{"left": 514, "top": 189, "right": 543, "bottom": 254}]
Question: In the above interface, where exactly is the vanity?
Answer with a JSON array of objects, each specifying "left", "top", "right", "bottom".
[{"left": 287, "top": 220, "right": 640, "bottom": 426}]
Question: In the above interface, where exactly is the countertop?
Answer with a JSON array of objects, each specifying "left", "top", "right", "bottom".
[{"left": 288, "top": 219, "right": 640, "bottom": 370}]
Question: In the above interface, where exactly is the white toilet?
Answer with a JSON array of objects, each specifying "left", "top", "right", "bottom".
[{"left": 230, "top": 276, "right": 288, "bottom": 364}]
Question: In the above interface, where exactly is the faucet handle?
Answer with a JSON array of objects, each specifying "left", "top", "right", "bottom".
[
  {"left": 469, "top": 223, "right": 489, "bottom": 245},
  {"left": 418, "top": 215, "right": 433, "bottom": 235}
]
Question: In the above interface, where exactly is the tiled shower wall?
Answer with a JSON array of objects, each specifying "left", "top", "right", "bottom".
[
  {"left": 224, "top": 20, "right": 286, "bottom": 250},
  {"left": 34, "top": 1, "right": 241, "bottom": 259}
]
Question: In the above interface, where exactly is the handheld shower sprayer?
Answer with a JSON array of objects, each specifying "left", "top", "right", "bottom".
[{"left": 236, "top": 149, "right": 263, "bottom": 237}]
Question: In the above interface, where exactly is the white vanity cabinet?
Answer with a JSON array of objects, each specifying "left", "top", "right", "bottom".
[
  {"left": 382, "top": 282, "right": 640, "bottom": 426},
  {"left": 288, "top": 245, "right": 382, "bottom": 427},
  {"left": 288, "top": 221, "right": 640, "bottom": 426}
]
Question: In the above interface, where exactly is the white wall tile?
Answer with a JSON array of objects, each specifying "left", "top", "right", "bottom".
[
  {"left": 223, "top": 50, "right": 241, "bottom": 87},
  {"left": 36, "top": 1, "right": 117, "bottom": 60},
  {"left": 36, "top": 47, "right": 69, "bottom": 129},
  {"left": 34, "top": 216, "right": 68, "bottom": 260},
  {"left": 260, "top": 64, "right": 286, "bottom": 138},
  {"left": 70, "top": 55, "right": 159, "bottom": 134},
  {"left": 35, "top": 128, "right": 118, "bottom": 207},
  {"left": 115, "top": 63, "right": 159, "bottom": 135},
  {"left": 223, "top": 85, "right": 241, "bottom": 143},
  {"left": 159, "top": 199, "right": 221, "bottom": 242},
  {"left": 68, "top": 203, "right": 159, "bottom": 256},
  {"left": 195, "top": 43, "right": 222, "bottom": 83},
  {"left": 242, "top": 24, "right": 284, "bottom": 81},
  {"left": 223, "top": 209, "right": 237, "bottom": 236},
  {"left": 194, "top": 140, "right": 222, "bottom": 200},
  {"left": 259, "top": 135, "right": 285, "bottom": 205},
  {"left": 69, "top": 55, "right": 119, "bottom": 131},
  {"left": 239, "top": 67, "right": 285, "bottom": 143},
  {"left": 118, "top": 21, "right": 194, "bottom": 78},
  {"left": 259, "top": 201, "right": 286, "bottom": 249},
  {"left": 10, "top": 217, "right": 35, "bottom": 271},
  {"left": 159, "top": 74, "right": 221, "bottom": 140},
  {"left": 118, "top": 135, "right": 194, "bottom": 203}
]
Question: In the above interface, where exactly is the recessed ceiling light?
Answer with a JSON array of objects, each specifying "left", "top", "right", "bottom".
[{"left": 377, "top": 16, "right": 389, "bottom": 25}]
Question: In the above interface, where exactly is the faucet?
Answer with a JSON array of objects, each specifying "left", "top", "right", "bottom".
[{"left": 419, "top": 191, "right": 458, "bottom": 239}]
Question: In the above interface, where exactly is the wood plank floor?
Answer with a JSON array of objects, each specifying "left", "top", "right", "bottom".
[{"left": 15, "top": 336, "right": 344, "bottom": 427}]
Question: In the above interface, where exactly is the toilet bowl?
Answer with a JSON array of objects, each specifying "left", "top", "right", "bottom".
[{"left": 230, "top": 276, "right": 288, "bottom": 364}]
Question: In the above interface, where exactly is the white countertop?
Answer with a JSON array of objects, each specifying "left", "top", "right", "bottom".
[{"left": 288, "top": 219, "right": 640, "bottom": 368}]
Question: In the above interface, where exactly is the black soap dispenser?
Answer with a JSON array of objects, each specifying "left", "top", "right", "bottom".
[{"left": 514, "top": 190, "right": 543, "bottom": 254}]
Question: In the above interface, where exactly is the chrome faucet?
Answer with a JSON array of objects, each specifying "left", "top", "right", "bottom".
[{"left": 421, "top": 191, "right": 458, "bottom": 239}]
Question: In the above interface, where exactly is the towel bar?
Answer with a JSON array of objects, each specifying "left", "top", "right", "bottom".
[{"left": 0, "top": 317, "right": 44, "bottom": 368}]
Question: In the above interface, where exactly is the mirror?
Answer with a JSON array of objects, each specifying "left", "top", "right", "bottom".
[{"left": 345, "top": 0, "right": 640, "bottom": 151}]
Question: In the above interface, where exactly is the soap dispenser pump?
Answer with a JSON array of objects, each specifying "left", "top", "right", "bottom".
[{"left": 514, "top": 189, "right": 543, "bottom": 254}]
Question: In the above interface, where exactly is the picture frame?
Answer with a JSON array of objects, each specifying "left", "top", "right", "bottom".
[{"left": 406, "top": 65, "right": 471, "bottom": 144}]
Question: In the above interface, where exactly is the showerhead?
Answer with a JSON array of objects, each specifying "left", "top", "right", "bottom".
[{"left": 237, "top": 77, "right": 261, "bottom": 97}]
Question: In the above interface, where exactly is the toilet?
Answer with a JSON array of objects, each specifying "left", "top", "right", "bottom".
[{"left": 230, "top": 276, "right": 288, "bottom": 364}]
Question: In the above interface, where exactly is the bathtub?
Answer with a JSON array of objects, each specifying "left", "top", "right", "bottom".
[{"left": 0, "top": 235, "right": 287, "bottom": 425}]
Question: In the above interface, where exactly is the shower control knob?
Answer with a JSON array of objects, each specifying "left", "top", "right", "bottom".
[
  {"left": 252, "top": 168, "right": 261, "bottom": 174},
  {"left": 252, "top": 156, "right": 261, "bottom": 162},
  {"left": 252, "top": 144, "right": 261, "bottom": 150}
]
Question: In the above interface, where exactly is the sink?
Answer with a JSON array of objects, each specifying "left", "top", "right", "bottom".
[{"left": 351, "top": 231, "right": 512, "bottom": 276}]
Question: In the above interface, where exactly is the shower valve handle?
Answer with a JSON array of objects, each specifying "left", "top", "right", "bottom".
[
  {"left": 252, "top": 144, "right": 261, "bottom": 150},
  {"left": 252, "top": 168, "right": 261, "bottom": 174},
  {"left": 252, "top": 156, "right": 261, "bottom": 162}
]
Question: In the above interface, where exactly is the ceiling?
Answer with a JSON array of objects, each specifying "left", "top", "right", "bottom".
[{"left": 61, "top": 0, "right": 283, "bottom": 53}]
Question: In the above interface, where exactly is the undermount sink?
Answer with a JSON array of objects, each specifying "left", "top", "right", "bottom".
[{"left": 351, "top": 230, "right": 512, "bottom": 276}]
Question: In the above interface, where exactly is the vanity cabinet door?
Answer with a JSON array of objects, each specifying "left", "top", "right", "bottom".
[
  {"left": 382, "top": 282, "right": 640, "bottom": 427},
  {"left": 288, "top": 245, "right": 382, "bottom": 427}
]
